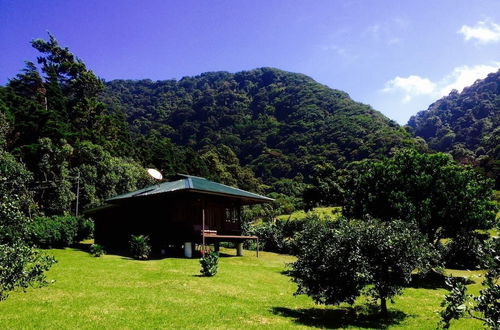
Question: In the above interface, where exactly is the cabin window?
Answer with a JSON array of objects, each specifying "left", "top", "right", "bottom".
[{"left": 224, "top": 207, "right": 239, "bottom": 223}]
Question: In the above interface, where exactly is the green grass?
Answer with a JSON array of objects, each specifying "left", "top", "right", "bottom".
[
  {"left": 276, "top": 207, "right": 341, "bottom": 221},
  {"left": 0, "top": 246, "right": 486, "bottom": 329}
]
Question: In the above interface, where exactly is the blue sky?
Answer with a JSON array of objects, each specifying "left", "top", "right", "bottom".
[{"left": 1, "top": 0, "right": 499, "bottom": 124}]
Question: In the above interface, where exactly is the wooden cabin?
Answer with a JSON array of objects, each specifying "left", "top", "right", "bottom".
[{"left": 85, "top": 174, "right": 273, "bottom": 257}]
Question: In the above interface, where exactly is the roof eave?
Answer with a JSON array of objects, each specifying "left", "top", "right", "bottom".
[{"left": 185, "top": 188, "right": 274, "bottom": 204}]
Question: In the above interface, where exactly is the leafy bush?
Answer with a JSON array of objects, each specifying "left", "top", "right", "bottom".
[
  {"left": 129, "top": 235, "right": 151, "bottom": 260},
  {"left": 75, "top": 217, "right": 94, "bottom": 242},
  {"left": 246, "top": 216, "right": 311, "bottom": 254},
  {"left": 89, "top": 244, "right": 105, "bottom": 257},
  {"left": 440, "top": 238, "right": 500, "bottom": 329},
  {"left": 290, "top": 216, "right": 437, "bottom": 316},
  {"left": 0, "top": 241, "right": 56, "bottom": 301},
  {"left": 443, "top": 232, "right": 489, "bottom": 269},
  {"left": 29, "top": 215, "right": 93, "bottom": 248},
  {"left": 246, "top": 221, "right": 284, "bottom": 253},
  {"left": 200, "top": 251, "right": 219, "bottom": 276},
  {"left": 30, "top": 216, "right": 77, "bottom": 248}
]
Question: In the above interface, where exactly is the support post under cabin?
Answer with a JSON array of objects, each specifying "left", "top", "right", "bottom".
[
  {"left": 236, "top": 242, "right": 243, "bottom": 256},
  {"left": 184, "top": 242, "right": 192, "bottom": 258}
]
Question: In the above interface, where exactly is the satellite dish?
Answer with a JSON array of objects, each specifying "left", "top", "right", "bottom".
[{"left": 147, "top": 168, "right": 163, "bottom": 181}]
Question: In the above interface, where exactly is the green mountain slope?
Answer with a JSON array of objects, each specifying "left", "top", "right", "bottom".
[
  {"left": 407, "top": 70, "right": 499, "bottom": 186},
  {"left": 102, "top": 68, "right": 421, "bottom": 182}
]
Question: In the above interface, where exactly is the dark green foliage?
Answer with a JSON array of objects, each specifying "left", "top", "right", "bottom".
[
  {"left": 270, "top": 178, "right": 307, "bottom": 211},
  {"left": 0, "top": 241, "right": 56, "bottom": 301},
  {"left": 0, "top": 34, "right": 146, "bottom": 215},
  {"left": 71, "top": 141, "right": 152, "bottom": 210},
  {"left": 34, "top": 137, "right": 74, "bottom": 215},
  {"left": 129, "top": 235, "right": 151, "bottom": 260},
  {"left": 440, "top": 238, "right": 500, "bottom": 329},
  {"left": 75, "top": 217, "right": 94, "bottom": 242},
  {"left": 102, "top": 68, "right": 421, "bottom": 184},
  {"left": 302, "top": 163, "right": 345, "bottom": 210},
  {"left": 408, "top": 70, "right": 500, "bottom": 187},
  {"left": 90, "top": 244, "right": 105, "bottom": 257},
  {"left": 290, "top": 217, "right": 437, "bottom": 315},
  {"left": 247, "top": 221, "right": 285, "bottom": 253},
  {"left": 29, "top": 215, "right": 93, "bottom": 248},
  {"left": 0, "top": 133, "right": 56, "bottom": 300},
  {"left": 443, "top": 232, "right": 489, "bottom": 269},
  {"left": 439, "top": 277, "right": 469, "bottom": 328},
  {"left": 3, "top": 33, "right": 129, "bottom": 151},
  {"left": 246, "top": 217, "right": 309, "bottom": 254},
  {"left": 199, "top": 251, "right": 219, "bottom": 276},
  {"left": 0, "top": 152, "right": 35, "bottom": 244},
  {"left": 2, "top": 35, "right": 426, "bottom": 217},
  {"left": 342, "top": 149, "right": 497, "bottom": 244}
]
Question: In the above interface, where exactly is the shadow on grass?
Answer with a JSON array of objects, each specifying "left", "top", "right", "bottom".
[
  {"left": 280, "top": 269, "right": 292, "bottom": 276},
  {"left": 71, "top": 242, "right": 92, "bottom": 252},
  {"left": 406, "top": 271, "right": 472, "bottom": 290},
  {"left": 217, "top": 252, "right": 238, "bottom": 258},
  {"left": 69, "top": 242, "right": 244, "bottom": 260},
  {"left": 271, "top": 305, "right": 407, "bottom": 329}
]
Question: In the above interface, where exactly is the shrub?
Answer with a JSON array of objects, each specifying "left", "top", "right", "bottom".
[
  {"left": 89, "top": 244, "right": 105, "bottom": 257},
  {"left": 200, "top": 251, "right": 219, "bottom": 276},
  {"left": 440, "top": 238, "right": 499, "bottom": 329},
  {"left": 75, "top": 217, "right": 94, "bottom": 242},
  {"left": 443, "top": 232, "right": 489, "bottom": 269},
  {"left": 246, "top": 221, "right": 284, "bottom": 253},
  {"left": 29, "top": 215, "right": 94, "bottom": 248},
  {"left": 290, "top": 216, "right": 437, "bottom": 316},
  {"left": 30, "top": 215, "right": 77, "bottom": 248},
  {"left": 129, "top": 235, "right": 151, "bottom": 260},
  {"left": 0, "top": 241, "right": 56, "bottom": 301},
  {"left": 245, "top": 216, "right": 312, "bottom": 254}
]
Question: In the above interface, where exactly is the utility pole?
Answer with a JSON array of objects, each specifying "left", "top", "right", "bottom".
[
  {"left": 75, "top": 168, "right": 80, "bottom": 216},
  {"left": 202, "top": 207, "right": 206, "bottom": 255}
]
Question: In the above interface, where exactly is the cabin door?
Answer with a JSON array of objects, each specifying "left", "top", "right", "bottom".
[{"left": 205, "top": 202, "right": 223, "bottom": 232}]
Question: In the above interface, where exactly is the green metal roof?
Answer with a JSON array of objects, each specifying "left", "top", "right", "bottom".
[{"left": 105, "top": 174, "right": 273, "bottom": 204}]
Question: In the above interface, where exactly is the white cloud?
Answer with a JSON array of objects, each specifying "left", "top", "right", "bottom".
[
  {"left": 321, "top": 44, "right": 347, "bottom": 56},
  {"left": 387, "top": 37, "right": 401, "bottom": 45},
  {"left": 363, "top": 18, "right": 408, "bottom": 45},
  {"left": 438, "top": 64, "right": 500, "bottom": 95},
  {"left": 382, "top": 75, "right": 436, "bottom": 102},
  {"left": 365, "top": 24, "right": 381, "bottom": 40},
  {"left": 458, "top": 20, "right": 500, "bottom": 44},
  {"left": 382, "top": 63, "right": 500, "bottom": 102}
]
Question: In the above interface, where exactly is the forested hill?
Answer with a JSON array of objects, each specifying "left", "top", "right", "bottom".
[
  {"left": 102, "top": 68, "right": 421, "bottom": 183},
  {"left": 407, "top": 70, "right": 499, "bottom": 185}
]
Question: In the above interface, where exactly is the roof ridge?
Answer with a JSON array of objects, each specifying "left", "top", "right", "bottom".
[
  {"left": 102, "top": 175, "right": 273, "bottom": 204},
  {"left": 175, "top": 173, "right": 206, "bottom": 180}
]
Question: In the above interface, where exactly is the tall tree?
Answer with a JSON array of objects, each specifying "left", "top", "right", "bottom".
[
  {"left": 342, "top": 149, "right": 496, "bottom": 244},
  {"left": 0, "top": 112, "right": 55, "bottom": 301}
]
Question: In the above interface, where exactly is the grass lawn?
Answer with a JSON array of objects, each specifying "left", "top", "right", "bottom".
[
  {"left": 276, "top": 207, "right": 342, "bottom": 221},
  {"left": 0, "top": 246, "right": 486, "bottom": 329}
]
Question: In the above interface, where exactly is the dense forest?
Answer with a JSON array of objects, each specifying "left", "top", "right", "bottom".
[
  {"left": 102, "top": 69, "right": 423, "bottom": 185},
  {"left": 1, "top": 34, "right": 497, "bottom": 215},
  {"left": 407, "top": 70, "right": 499, "bottom": 186}
]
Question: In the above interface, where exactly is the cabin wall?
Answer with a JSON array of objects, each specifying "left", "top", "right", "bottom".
[{"left": 91, "top": 193, "right": 243, "bottom": 252}]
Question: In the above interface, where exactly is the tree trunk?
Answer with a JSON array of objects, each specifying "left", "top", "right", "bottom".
[{"left": 380, "top": 297, "right": 388, "bottom": 317}]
